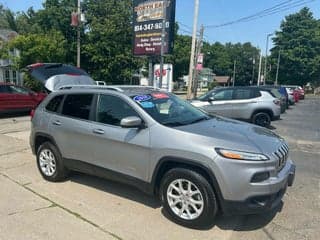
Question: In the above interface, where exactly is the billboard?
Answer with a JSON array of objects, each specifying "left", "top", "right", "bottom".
[
  {"left": 153, "top": 64, "right": 173, "bottom": 92},
  {"left": 133, "top": 0, "right": 176, "bottom": 56}
]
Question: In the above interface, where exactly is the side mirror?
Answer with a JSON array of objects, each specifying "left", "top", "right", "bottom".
[
  {"left": 208, "top": 96, "right": 215, "bottom": 102},
  {"left": 120, "top": 116, "right": 143, "bottom": 128}
]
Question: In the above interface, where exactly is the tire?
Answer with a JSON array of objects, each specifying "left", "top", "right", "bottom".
[
  {"left": 252, "top": 112, "right": 271, "bottom": 127},
  {"left": 36, "top": 142, "right": 68, "bottom": 182},
  {"left": 160, "top": 168, "right": 218, "bottom": 228}
]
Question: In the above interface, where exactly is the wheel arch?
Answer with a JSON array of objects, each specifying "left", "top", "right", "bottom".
[{"left": 151, "top": 156, "right": 224, "bottom": 210}]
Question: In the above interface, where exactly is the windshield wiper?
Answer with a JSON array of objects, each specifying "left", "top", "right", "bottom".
[
  {"left": 187, "top": 116, "right": 211, "bottom": 125},
  {"left": 162, "top": 121, "right": 186, "bottom": 127}
]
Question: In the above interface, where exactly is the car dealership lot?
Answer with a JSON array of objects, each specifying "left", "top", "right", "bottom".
[{"left": 0, "top": 97, "right": 319, "bottom": 240}]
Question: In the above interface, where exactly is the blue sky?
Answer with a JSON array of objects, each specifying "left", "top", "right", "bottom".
[{"left": 1, "top": 0, "right": 319, "bottom": 50}]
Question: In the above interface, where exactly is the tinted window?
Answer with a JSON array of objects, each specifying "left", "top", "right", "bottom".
[
  {"left": 96, "top": 95, "right": 139, "bottom": 126},
  {"left": 46, "top": 95, "right": 64, "bottom": 113},
  {"left": 9, "top": 86, "right": 30, "bottom": 94},
  {"left": 0, "top": 85, "right": 10, "bottom": 93},
  {"left": 62, "top": 94, "right": 93, "bottom": 120},
  {"left": 233, "top": 89, "right": 252, "bottom": 100},
  {"left": 213, "top": 89, "right": 233, "bottom": 100}
]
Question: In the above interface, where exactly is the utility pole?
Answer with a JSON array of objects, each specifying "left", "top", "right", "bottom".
[
  {"left": 275, "top": 49, "right": 281, "bottom": 85},
  {"left": 159, "top": 0, "right": 167, "bottom": 89},
  {"left": 251, "top": 57, "right": 255, "bottom": 85},
  {"left": 148, "top": 58, "right": 153, "bottom": 86},
  {"left": 264, "top": 33, "right": 273, "bottom": 85},
  {"left": 187, "top": 0, "right": 200, "bottom": 100},
  {"left": 77, "top": 0, "right": 81, "bottom": 68},
  {"left": 193, "top": 24, "right": 204, "bottom": 99},
  {"left": 257, "top": 50, "right": 262, "bottom": 86},
  {"left": 232, "top": 60, "right": 236, "bottom": 87}
]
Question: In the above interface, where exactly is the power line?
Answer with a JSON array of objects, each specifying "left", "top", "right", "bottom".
[{"left": 205, "top": 0, "right": 316, "bottom": 28}]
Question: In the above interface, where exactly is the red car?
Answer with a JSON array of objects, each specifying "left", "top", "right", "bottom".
[
  {"left": 0, "top": 83, "right": 46, "bottom": 114},
  {"left": 293, "top": 89, "right": 300, "bottom": 103}
]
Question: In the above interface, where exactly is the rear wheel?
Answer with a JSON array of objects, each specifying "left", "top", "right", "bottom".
[
  {"left": 160, "top": 168, "right": 217, "bottom": 228},
  {"left": 36, "top": 142, "right": 68, "bottom": 182},
  {"left": 252, "top": 112, "right": 271, "bottom": 127}
]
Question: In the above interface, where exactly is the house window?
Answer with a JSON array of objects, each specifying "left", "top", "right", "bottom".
[
  {"left": 5, "top": 70, "right": 10, "bottom": 83},
  {"left": 12, "top": 71, "right": 17, "bottom": 84}
]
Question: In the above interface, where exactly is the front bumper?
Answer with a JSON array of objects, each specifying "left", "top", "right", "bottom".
[{"left": 221, "top": 163, "right": 295, "bottom": 215}]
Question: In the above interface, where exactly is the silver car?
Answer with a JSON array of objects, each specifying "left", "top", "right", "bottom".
[
  {"left": 191, "top": 87, "right": 281, "bottom": 127},
  {"left": 30, "top": 85, "right": 295, "bottom": 228}
]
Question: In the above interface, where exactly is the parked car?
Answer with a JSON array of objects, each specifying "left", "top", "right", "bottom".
[
  {"left": 30, "top": 85, "right": 295, "bottom": 228},
  {"left": 297, "top": 86, "right": 305, "bottom": 99},
  {"left": 284, "top": 85, "right": 304, "bottom": 102},
  {"left": 259, "top": 86, "right": 287, "bottom": 113},
  {"left": 26, "top": 63, "right": 95, "bottom": 92},
  {"left": 191, "top": 86, "right": 281, "bottom": 127},
  {"left": 0, "top": 83, "right": 46, "bottom": 114},
  {"left": 284, "top": 87, "right": 295, "bottom": 105}
]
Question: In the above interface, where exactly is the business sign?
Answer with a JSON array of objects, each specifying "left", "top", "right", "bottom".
[
  {"left": 153, "top": 64, "right": 173, "bottom": 92},
  {"left": 133, "top": 0, "right": 176, "bottom": 56}
]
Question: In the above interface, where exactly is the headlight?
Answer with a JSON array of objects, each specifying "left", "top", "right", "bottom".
[{"left": 216, "top": 148, "right": 269, "bottom": 161}]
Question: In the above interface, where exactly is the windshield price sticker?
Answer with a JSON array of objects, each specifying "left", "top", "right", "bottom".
[
  {"left": 151, "top": 92, "right": 169, "bottom": 99},
  {"left": 133, "top": 95, "right": 152, "bottom": 102},
  {"left": 139, "top": 101, "right": 155, "bottom": 108}
]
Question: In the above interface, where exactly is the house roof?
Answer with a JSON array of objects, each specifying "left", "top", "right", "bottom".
[{"left": 214, "top": 76, "right": 230, "bottom": 84}]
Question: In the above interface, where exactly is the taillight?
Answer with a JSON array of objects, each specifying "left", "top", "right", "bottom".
[
  {"left": 30, "top": 109, "right": 35, "bottom": 120},
  {"left": 273, "top": 99, "right": 280, "bottom": 105}
]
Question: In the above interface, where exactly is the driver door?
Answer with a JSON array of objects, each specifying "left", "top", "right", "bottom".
[{"left": 202, "top": 89, "right": 234, "bottom": 118}]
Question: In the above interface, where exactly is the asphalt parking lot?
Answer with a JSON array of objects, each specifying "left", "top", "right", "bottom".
[{"left": 0, "top": 96, "right": 319, "bottom": 240}]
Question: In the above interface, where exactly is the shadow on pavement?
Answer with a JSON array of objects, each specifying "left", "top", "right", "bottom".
[
  {"left": 215, "top": 202, "right": 283, "bottom": 231},
  {"left": 0, "top": 112, "right": 30, "bottom": 119},
  {"left": 68, "top": 172, "right": 281, "bottom": 231},
  {"left": 69, "top": 172, "right": 161, "bottom": 209}
]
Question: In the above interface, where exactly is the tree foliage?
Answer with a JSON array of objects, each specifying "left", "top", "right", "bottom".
[{"left": 270, "top": 7, "right": 320, "bottom": 86}]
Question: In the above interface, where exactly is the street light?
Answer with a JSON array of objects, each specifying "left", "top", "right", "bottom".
[{"left": 264, "top": 33, "right": 274, "bottom": 85}]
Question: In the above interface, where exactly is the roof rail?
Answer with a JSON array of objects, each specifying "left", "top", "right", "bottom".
[{"left": 58, "top": 85, "right": 124, "bottom": 92}]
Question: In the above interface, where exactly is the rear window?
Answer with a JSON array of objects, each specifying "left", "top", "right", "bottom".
[
  {"left": 0, "top": 85, "right": 10, "bottom": 93},
  {"left": 62, "top": 94, "right": 93, "bottom": 120},
  {"left": 46, "top": 95, "right": 64, "bottom": 113},
  {"left": 233, "top": 89, "right": 252, "bottom": 100}
]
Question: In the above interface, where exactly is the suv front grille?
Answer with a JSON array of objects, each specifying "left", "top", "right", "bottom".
[{"left": 274, "top": 143, "right": 289, "bottom": 172}]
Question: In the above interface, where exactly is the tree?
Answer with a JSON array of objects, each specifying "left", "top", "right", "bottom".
[
  {"left": 270, "top": 7, "right": 320, "bottom": 86},
  {"left": 82, "top": 0, "right": 142, "bottom": 84},
  {"left": 4, "top": 30, "right": 67, "bottom": 69}
]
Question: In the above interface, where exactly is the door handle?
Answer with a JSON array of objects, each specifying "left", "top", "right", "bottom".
[
  {"left": 52, "top": 120, "right": 61, "bottom": 126},
  {"left": 93, "top": 129, "right": 105, "bottom": 135}
]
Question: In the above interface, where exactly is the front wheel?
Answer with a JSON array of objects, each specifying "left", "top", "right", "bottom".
[
  {"left": 160, "top": 168, "right": 218, "bottom": 228},
  {"left": 252, "top": 112, "right": 271, "bottom": 127}
]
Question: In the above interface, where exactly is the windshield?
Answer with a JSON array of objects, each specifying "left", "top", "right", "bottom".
[{"left": 132, "top": 92, "right": 210, "bottom": 127}]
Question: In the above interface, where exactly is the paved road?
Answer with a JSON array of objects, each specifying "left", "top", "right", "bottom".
[{"left": 0, "top": 97, "right": 319, "bottom": 240}]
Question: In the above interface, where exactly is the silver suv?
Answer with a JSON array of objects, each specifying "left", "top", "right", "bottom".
[
  {"left": 30, "top": 85, "right": 295, "bottom": 228},
  {"left": 191, "top": 87, "right": 281, "bottom": 127}
]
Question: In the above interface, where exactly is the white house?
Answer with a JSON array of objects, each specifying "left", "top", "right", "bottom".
[{"left": 0, "top": 29, "right": 22, "bottom": 85}]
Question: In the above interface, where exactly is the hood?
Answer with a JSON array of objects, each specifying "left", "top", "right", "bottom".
[
  {"left": 45, "top": 74, "right": 95, "bottom": 92},
  {"left": 174, "top": 116, "right": 284, "bottom": 155}
]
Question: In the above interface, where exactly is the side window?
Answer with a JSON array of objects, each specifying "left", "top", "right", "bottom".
[
  {"left": 96, "top": 95, "right": 139, "bottom": 126},
  {"left": 62, "top": 94, "right": 93, "bottom": 120},
  {"left": 233, "top": 89, "right": 252, "bottom": 100},
  {"left": 213, "top": 90, "right": 233, "bottom": 101},
  {"left": 9, "top": 86, "right": 30, "bottom": 95},
  {"left": 0, "top": 85, "right": 10, "bottom": 93},
  {"left": 253, "top": 89, "right": 262, "bottom": 98},
  {"left": 46, "top": 95, "right": 64, "bottom": 113}
]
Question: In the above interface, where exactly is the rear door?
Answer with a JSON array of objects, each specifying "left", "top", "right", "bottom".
[
  {"left": 202, "top": 89, "right": 234, "bottom": 117},
  {"left": 0, "top": 85, "right": 14, "bottom": 111},
  {"left": 49, "top": 94, "right": 96, "bottom": 163},
  {"left": 232, "top": 88, "right": 258, "bottom": 120},
  {"left": 8, "top": 85, "right": 36, "bottom": 109}
]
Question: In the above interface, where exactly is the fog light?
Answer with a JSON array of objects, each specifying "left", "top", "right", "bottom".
[{"left": 251, "top": 172, "right": 270, "bottom": 183}]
